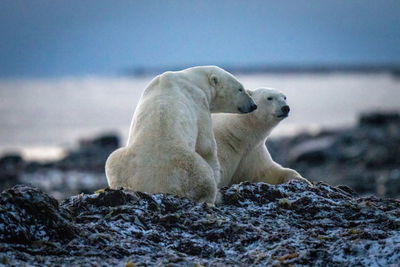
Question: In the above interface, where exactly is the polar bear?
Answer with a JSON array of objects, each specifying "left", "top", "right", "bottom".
[
  {"left": 213, "top": 88, "right": 311, "bottom": 188},
  {"left": 105, "top": 66, "right": 257, "bottom": 203}
]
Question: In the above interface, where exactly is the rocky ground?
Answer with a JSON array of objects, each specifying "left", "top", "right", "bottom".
[
  {"left": 268, "top": 111, "right": 400, "bottom": 198},
  {"left": 0, "top": 182, "right": 399, "bottom": 266}
]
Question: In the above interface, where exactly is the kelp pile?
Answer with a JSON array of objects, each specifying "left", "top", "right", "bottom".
[{"left": 1, "top": 181, "right": 399, "bottom": 266}]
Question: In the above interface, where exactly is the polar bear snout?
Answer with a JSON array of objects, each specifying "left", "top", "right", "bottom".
[
  {"left": 276, "top": 104, "right": 290, "bottom": 119},
  {"left": 238, "top": 101, "right": 258, "bottom": 113},
  {"left": 281, "top": 105, "right": 290, "bottom": 114}
]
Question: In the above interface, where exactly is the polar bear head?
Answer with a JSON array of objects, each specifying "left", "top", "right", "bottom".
[
  {"left": 248, "top": 87, "right": 291, "bottom": 126},
  {"left": 199, "top": 66, "right": 257, "bottom": 113},
  {"left": 209, "top": 67, "right": 257, "bottom": 113}
]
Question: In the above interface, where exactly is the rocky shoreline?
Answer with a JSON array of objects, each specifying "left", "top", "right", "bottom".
[
  {"left": 0, "top": 134, "right": 118, "bottom": 199},
  {"left": 1, "top": 181, "right": 399, "bottom": 266},
  {"left": 268, "top": 111, "right": 400, "bottom": 198}
]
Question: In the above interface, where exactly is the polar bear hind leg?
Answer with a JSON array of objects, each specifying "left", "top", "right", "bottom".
[
  {"left": 106, "top": 148, "right": 217, "bottom": 203},
  {"left": 174, "top": 151, "right": 218, "bottom": 203},
  {"left": 105, "top": 147, "right": 132, "bottom": 189}
]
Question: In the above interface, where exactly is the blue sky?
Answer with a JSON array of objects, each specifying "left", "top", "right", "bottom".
[{"left": 1, "top": 0, "right": 399, "bottom": 78}]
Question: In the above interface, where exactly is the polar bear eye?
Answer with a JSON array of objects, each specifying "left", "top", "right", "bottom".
[
  {"left": 238, "top": 88, "right": 243, "bottom": 92},
  {"left": 267, "top": 97, "right": 273, "bottom": 101},
  {"left": 284, "top": 96, "right": 287, "bottom": 100}
]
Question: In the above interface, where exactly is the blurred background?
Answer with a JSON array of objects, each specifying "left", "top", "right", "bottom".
[{"left": 1, "top": 0, "right": 399, "bottom": 199}]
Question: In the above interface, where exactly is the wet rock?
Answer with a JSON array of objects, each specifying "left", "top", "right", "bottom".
[
  {"left": 0, "top": 154, "right": 25, "bottom": 189},
  {"left": 0, "top": 185, "right": 75, "bottom": 244},
  {"left": 1, "top": 182, "right": 399, "bottom": 266},
  {"left": 221, "top": 182, "right": 288, "bottom": 206}
]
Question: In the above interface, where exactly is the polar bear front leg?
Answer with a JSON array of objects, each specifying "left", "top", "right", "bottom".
[
  {"left": 234, "top": 144, "right": 312, "bottom": 186},
  {"left": 273, "top": 167, "right": 312, "bottom": 186},
  {"left": 196, "top": 115, "right": 221, "bottom": 185}
]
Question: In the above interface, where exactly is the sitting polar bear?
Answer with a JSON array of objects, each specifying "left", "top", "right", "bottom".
[
  {"left": 105, "top": 66, "right": 257, "bottom": 203},
  {"left": 213, "top": 88, "right": 311, "bottom": 188}
]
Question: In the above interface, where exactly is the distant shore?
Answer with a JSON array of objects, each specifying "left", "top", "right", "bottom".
[{"left": 122, "top": 64, "right": 400, "bottom": 77}]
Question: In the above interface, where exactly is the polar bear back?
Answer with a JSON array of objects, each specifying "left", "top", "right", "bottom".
[{"left": 127, "top": 73, "right": 205, "bottom": 149}]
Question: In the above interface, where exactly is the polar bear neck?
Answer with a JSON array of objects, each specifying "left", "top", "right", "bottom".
[
  {"left": 179, "top": 67, "right": 216, "bottom": 111},
  {"left": 215, "top": 113, "right": 278, "bottom": 154},
  {"left": 241, "top": 113, "right": 278, "bottom": 148}
]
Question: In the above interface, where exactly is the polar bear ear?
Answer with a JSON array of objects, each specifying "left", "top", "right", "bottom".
[{"left": 209, "top": 74, "right": 219, "bottom": 87}]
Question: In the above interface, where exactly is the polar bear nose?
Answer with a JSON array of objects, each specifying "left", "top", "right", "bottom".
[
  {"left": 250, "top": 103, "right": 258, "bottom": 112},
  {"left": 281, "top": 105, "right": 290, "bottom": 114}
]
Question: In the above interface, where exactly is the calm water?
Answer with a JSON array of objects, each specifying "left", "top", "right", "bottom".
[{"left": 1, "top": 73, "right": 399, "bottom": 160}]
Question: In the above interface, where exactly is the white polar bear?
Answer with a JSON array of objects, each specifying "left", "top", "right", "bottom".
[
  {"left": 105, "top": 66, "right": 257, "bottom": 203},
  {"left": 213, "top": 88, "right": 311, "bottom": 188}
]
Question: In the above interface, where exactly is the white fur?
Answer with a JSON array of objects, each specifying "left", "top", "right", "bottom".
[
  {"left": 213, "top": 87, "right": 311, "bottom": 188},
  {"left": 105, "top": 66, "right": 256, "bottom": 203}
]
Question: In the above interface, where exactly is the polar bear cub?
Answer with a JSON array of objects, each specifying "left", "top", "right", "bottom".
[
  {"left": 213, "top": 87, "right": 311, "bottom": 188},
  {"left": 105, "top": 66, "right": 257, "bottom": 203}
]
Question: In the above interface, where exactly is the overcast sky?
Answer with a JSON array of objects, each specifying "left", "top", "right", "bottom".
[{"left": 1, "top": 0, "right": 399, "bottom": 78}]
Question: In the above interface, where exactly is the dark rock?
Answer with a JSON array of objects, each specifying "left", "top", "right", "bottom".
[
  {"left": 80, "top": 134, "right": 120, "bottom": 149},
  {"left": 0, "top": 154, "right": 24, "bottom": 169},
  {"left": 336, "top": 184, "right": 358, "bottom": 196},
  {"left": 385, "top": 170, "right": 400, "bottom": 198},
  {"left": 0, "top": 154, "right": 25, "bottom": 189},
  {"left": 288, "top": 136, "right": 336, "bottom": 164},
  {"left": 1, "top": 182, "right": 400, "bottom": 266},
  {"left": 0, "top": 185, "right": 76, "bottom": 245},
  {"left": 346, "top": 173, "right": 376, "bottom": 194},
  {"left": 359, "top": 111, "right": 400, "bottom": 126},
  {"left": 24, "top": 161, "right": 44, "bottom": 173},
  {"left": 56, "top": 133, "right": 120, "bottom": 172},
  {"left": 365, "top": 147, "right": 394, "bottom": 168},
  {"left": 221, "top": 181, "right": 288, "bottom": 206}
]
